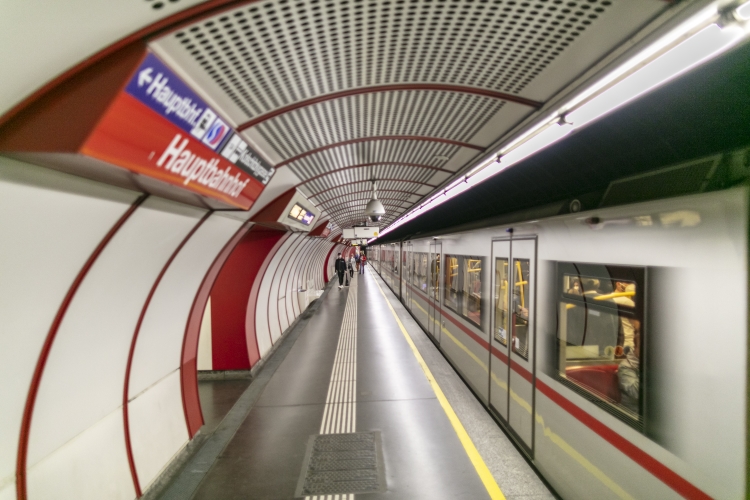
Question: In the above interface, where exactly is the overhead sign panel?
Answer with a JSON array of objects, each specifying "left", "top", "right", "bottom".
[
  {"left": 125, "top": 53, "right": 226, "bottom": 144},
  {"left": 343, "top": 227, "right": 379, "bottom": 239},
  {"left": 82, "top": 52, "right": 275, "bottom": 209}
]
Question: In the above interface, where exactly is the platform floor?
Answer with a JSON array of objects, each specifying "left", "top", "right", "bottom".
[{"left": 158, "top": 269, "right": 555, "bottom": 500}]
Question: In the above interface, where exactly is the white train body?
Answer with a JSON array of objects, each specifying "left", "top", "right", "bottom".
[{"left": 371, "top": 187, "right": 747, "bottom": 500}]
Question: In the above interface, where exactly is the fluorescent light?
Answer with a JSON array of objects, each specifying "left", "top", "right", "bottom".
[
  {"left": 568, "top": 23, "right": 745, "bottom": 128},
  {"left": 382, "top": 1, "right": 750, "bottom": 236},
  {"left": 466, "top": 156, "right": 500, "bottom": 177},
  {"left": 498, "top": 122, "right": 572, "bottom": 169},
  {"left": 498, "top": 114, "right": 558, "bottom": 155},
  {"left": 563, "top": 5, "right": 719, "bottom": 112},
  {"left": 737, "top": 1, "right": 750, "bottom": 21}
]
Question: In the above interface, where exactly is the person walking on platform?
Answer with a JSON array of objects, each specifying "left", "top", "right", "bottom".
[
  {"left": 335, "top": 253, "right": 347, "bottom": 288},
  {"left": 360, "top": 253, "right": 367, "bottom": 274},
  {"left": 355, "top": 252, "right": 361, "bottom": 273},
  {"left": 348, "top": 255, "right": 356, "bottom": 278}
]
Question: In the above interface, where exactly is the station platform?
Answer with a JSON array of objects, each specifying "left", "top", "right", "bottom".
[{"left": 153, "top": 268, "right": 555, "bottom": 500}]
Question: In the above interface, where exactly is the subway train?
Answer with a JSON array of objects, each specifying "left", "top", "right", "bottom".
[{"left": 369, "top": 159, "right": 748, "bottom": 499}]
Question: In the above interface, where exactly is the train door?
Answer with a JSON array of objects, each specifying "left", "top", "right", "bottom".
[
  {"left": 404, "top": 242, "right": 412, "bottom": 308},
  {"left": 428, "top": 241, "right": 442, "bottom": 343},
  {"left": 490, "top": 237, "right": 537, "bottom": 455},
  {"left": 489, "top": 239, "right": 511, "bottom": 420}
]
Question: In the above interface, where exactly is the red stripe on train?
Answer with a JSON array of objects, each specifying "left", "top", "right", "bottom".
[
  {"left": 536, "top": 380, "right": 710, "bottom": 500},
  {"left": 396, "top": 271, "right": 710, "bottom": 500}
]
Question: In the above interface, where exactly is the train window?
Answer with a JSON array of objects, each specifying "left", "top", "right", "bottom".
[
  {"left": 512, "top": 259, "right": 531, "bottom": 359},
  {"left": 414, "top": 253, "right": 428, "bottom": 293},
  {"left": 464, "top": 258, "right": 483, "bottom": 327},
  {"left": 430, "top": 253, "right": 441, "bottom": 299},
  {"left": 445, "top": 255, "right": 459, "bottom": 311},
  {"left": 494, "top": 258, "right": 509, "bottom": 345},
  {"left": 556, "top": 263, "right": 645, "bottom": 424},
  {"left": 442, "top": 255, "right": 484, "bottom": 327}
]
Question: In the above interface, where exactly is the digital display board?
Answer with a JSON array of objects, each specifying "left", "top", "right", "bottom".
[{"left": 288, "top": 203, "right": 316, "bottom": 226}]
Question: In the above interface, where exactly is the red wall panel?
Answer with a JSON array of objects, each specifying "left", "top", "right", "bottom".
[{"left": 210, "top": 226, "right": 286, "bottom": 370}]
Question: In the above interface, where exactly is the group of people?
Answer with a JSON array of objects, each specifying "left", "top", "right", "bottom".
[{"left": 335, "top": 251, "right": 367, "bottom": 288}]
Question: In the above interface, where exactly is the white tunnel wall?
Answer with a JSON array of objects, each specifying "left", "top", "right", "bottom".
[
  {"left": 278, "top": 234, "right": 308, "bottom": 335},
  {"left": 27, "top": 196, "right": 207, "bottom": 500},
  {"left": 0, "top": 153, "right": 348, "bottom": 500},
  {"left": 275, "top": 235, "right": 303, "bottom": 334},
  {"left": 0, "top": 157, "right": 141, "bottom": 500},
  {"left": 127, "top": 213, "right": 243, "bottom": 490},
  {"left": 251, "top": 235, "right": 340, "bottom": 361},
  {"left": 267, "top": 232, "right": 303, "bottom": 342},
  {"left": 254, "top": 232, "right": 293, "bottom": 358},
  {"left": 270, "top": 233, "right": 302, "bottom": 343},
  {"left": 286, "top": 237, "right": 317, "bottom": 324}
]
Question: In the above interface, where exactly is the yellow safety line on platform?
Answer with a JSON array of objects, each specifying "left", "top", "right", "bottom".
[{"left": 371, "top": 274, "right": 506, "bottom": 500}]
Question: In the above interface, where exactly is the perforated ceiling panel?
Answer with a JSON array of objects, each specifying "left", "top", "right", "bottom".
[
  {"left": 151, "top": 0, "right": 670, "bottom": 230},
  {"left": 256, "top": 91, "right": 504, "bottom": 158}
]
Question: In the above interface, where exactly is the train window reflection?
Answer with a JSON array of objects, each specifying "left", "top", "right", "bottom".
[
  {"left": 494, "top": 258, "right": 509, "bottom": 345},
  {"left": 557, "top": 263, "right": 645, "bottom": 424},
  {"left": 443, "top": 255, "right": 484, "bottom": 328},
  {"left": 465, "top": 258, "right": 482, "bottom": 326},
  {"left": 430, "top": 253, "right": 441, "bottom": 299},
  {"left": 445, "top": 255, "right": 459, "bottom": 311},
  {"left": 414, "top": 252, "right": 428, "bottom": 293},
  {"left": 512, "top": 259, "right": 531, "bottom": 359}
]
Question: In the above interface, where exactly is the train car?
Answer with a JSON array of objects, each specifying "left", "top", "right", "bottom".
[{"left": 371, "top": 167, "right": 748, "bottom": 499}]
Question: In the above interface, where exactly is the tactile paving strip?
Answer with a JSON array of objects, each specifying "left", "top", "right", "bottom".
[{"left": 296, "top": 432, "right": 386, "bottom": 497}]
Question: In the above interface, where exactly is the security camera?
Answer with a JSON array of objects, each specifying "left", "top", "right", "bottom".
[{"left": 365, "top": 180, "right": 386, "bottom": 222}]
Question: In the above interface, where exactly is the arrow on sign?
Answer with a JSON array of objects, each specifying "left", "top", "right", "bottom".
[{"left": 138, "top": 68, "right": 154, "bottom": 87}]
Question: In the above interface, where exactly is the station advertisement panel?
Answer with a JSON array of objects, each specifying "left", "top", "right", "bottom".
[{"left": 81, "top": 52, "right": 274, "bottom": 209}]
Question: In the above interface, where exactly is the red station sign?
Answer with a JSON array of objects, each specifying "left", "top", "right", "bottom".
[{"left": 82, "top": 92, "right": 263, "bottom": 210}]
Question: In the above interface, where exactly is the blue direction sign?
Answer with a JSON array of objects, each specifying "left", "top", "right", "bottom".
[
  {"left": 124, "top": 52, "right": 231, "bottom": 150},
  {"left": 123, "top": 52, "right": 275, "bottom": 184}
]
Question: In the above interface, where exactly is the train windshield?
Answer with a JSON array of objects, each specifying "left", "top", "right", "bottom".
[{"left": 557, "top": 263, "right": 645, "bottom": 425}]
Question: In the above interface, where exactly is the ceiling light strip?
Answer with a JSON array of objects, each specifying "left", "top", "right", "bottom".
[{"left": 377, "top": 1, "right": 750, "bottom": 239}]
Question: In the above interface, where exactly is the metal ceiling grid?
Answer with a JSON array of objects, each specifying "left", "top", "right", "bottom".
[
  {"left": 151, "top": 0, "right": 670, "bottom": 229},
  {"left": 167, "top": 0, "right": 619, "bottom": 116},
  {"left": 301, "top": 162, "right": 441, "bottom": 197},
  {"left": 287, "top": 138, "right": 464, "bottom": 186},
  {"left": 310, "top": 178, "right": 434, "bottom": 200},
  {"left": 255, "top": 91, "right": 505, "bottom": 158},
  {"left": 320, "top": 190, "right": 415, "bottom": 211}
]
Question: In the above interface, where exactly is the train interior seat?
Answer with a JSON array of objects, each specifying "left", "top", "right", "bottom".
[{"left": 566, "top": 365, "right": 622, "bottom": 404}]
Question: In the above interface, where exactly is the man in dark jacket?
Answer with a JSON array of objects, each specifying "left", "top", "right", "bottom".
[{"left": 335, "top": 253, "right": 348, "bottom": 288}]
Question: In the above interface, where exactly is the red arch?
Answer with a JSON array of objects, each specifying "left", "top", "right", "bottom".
[
  {"left": 0, "top": 0, "right": 257, "bottom": 129},
  {"left": 293, "top": 162, "right": 453, "bottom": 188},
  {"left": 315, "top": 188, "right": 421, "bottom": 205},
  {"left": 236, "top": 83, "right": 543, "bottom": 131},
  {"left": 16, "top": 195, "right": 147, "bottom": 500},
  {"left": 309, "top": 179, "right": 435, "bottom": 199},
  {"left": 321, "top": 197, "right": 413, "bottom": 212},
  {"left": 276, "top": 136, "right": 484, "bottom": 168},
  {"left": 181, "top": 219, "right": 254, "bottom": 438},
  {"left": 324, "top": 202, "right": 410, "bottom": 220},
  {"left": 123, "top": 210, "right": 211, "bottom": 496}
]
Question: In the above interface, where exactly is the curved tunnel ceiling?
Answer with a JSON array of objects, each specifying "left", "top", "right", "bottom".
[{"left": 147, "top": 0, "right": 675, "bottom": 230}]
